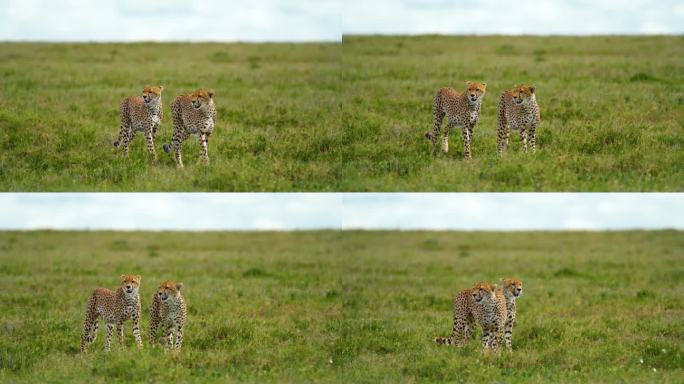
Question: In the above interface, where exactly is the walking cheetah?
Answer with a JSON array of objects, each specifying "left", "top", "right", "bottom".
[
  {"left": 435, "top": 281, "right": 506, "bottom": 351},
  {"left": 149, "top": 280, "right": 187, "bottom": 351},
  {"left": 425, "top": 81, "right": 486, "bottom": 159},
  {"left": 496, "top": 84, "right": 540, "bottom": 153},
  {"left": 162, "top": 89, "right": 216, "bottom": 168},
  {"left": 80, "top": 275, "right": 143, "bottom": 353},
  {"left": 496, "top": 278, "right": 523, "bottom": 351},
  {"left": 114, "top": 86, "right": 163, "bottom": 159}
]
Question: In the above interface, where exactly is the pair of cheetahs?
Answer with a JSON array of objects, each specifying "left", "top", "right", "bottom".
[
  {"left": 115, "top": 86, "right": 217, "bottom": 168},
  {"left": 435, "top": 278, "right": 523, "bottom": 352},
  {"left": 426, "top": 82, "right": 540, "bottom": 159},
  {"left": 80, "top": 275, "right": 187, "bottom": 353}
]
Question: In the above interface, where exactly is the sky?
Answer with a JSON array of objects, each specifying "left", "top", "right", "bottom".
[
  {"left": 343, "top": 0, "right": 684, "bottom": 35},
  {"left": 1, "top": 0, "right": 681, "bottom": 42},
  {"left": 0, "top": 193, "right": 682, "bottom": 231},
  {"left": 0, "top": 0, "right": 341, "bottom": 42}
]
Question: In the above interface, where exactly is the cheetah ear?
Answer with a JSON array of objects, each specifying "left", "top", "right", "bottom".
[
  {"left": 492, "top": 284, "right": 498, "bottom": 290},
  {"left": 482, "top": 83, "right": 487, "bottom": 88},
  {"left": 176, "top": 283, "right": 184, "bottom": 291},
  {"left": 136, "top": 275, "right": 141, "bottom": 282},
  {"left": 120, "top": 275, "right": 126, "bottom": 282},
  {"left": 207, "top": 91, "right": 214, "bottom": 99},
  {"left": 529, "top": 85, "right": 536, "bottom": 94},
  {"left": 159, "top": 86, "right": 164, "bottom": 92},
  {"left": 466, "top": 81, "right": 472, "bottom": 86}
]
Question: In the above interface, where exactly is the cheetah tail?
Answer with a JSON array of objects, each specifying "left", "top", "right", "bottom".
[{"left": 434, "top": 336, "right": 454, "bottom": 346}]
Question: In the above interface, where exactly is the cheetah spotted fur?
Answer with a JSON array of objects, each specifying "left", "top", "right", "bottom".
[
  {"left": 425, "top": 81, "right": 486, "bottom": 159},
  {"left": 435, "top": 281, "right": 506, "bottom": 351},
  {"left": 149, "top": 280, "right": 187, "bottom": 351},
  {"left": 496, "top": 278, "right": 523, "bottom": 351},
  {"left": 114, "top": 86, "right": 163, "bottom": 159},
  {"left": 80, "top": 275, "right": 143, "bottom": 353},
  {"left": 163, "top": 89, "right": 216, "bottom": 168},
  {"left": 496, "top": 84, "right": 540, "bottom": 153}
]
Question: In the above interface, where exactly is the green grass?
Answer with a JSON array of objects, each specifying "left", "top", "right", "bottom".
[
  {"left": 341, "top": 35, "right": 684, "bottom": 191},
  {"left": 0, "top": 42, "right": 341, "bottom": 191},
  {"left": 2, "top": 37, "right": 683, "bottom": 191},
  {"left": 1, "top": 230, "right": 682, "bottom": 382}
]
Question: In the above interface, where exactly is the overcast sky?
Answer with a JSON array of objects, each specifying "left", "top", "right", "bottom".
[
  {"left": 0, "top": 193, "right": 682, "bottom": 231},
  {"left": 343, "top": 0, "right": 684, "bottom": 35},
  {"left": 0, "top": 0, "right": 341, "bottom": 42},
  {"left": 1, "top": 1, "right": 681, "bottom": 42}
]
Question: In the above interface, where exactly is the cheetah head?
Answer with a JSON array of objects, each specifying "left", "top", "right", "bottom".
[
  {"left": 465, "top": 81, "right": 486, "bottom": 104},
  {"left": 142, "top": 85, "right": 163, "bottom": 105},
  {"left": 500, "top": 277, "right": 523, "bottom": 299},
  {"left": 191, "top": 89, "right": 214, "bottom": 111},
  {"left": 157, "top": 280, "right": 183, "bottom": 302},
  {"left": 511, "top": 84, "right": 535, "bottom": 105},
  {"left": 120, "top": 274, "right": 141, "bottom": 295},
  {"left": 471, "top": 281, "right": 496, "bottom": 304}
]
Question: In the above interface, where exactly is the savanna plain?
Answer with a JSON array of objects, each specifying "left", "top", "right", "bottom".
[{"left": 1, "top": 230, "right": 682, "bottom": 382}]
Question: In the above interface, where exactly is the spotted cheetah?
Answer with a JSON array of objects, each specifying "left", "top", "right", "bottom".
[
  {"left": 496, "top": 278, "right": 523, "bottom": 351},
  {"left": 496, "top": 84, "right": 540, "bottom": 153},
  {"left": 162, "top": 89, "right": 216, "bottom": 168},
  {"left": 435, "top": 281, "right": 506, "bottom": 351},
  {"left": 425, "top": 81, "right": 486, "bottom": 159},
  {"left": 114, "top": 86, "right": 163, "bottom": 159},
  {"left": 80, "top": 275, "right": 143, "bottom": 353},
  {"left": 149, "top": 280, "right": 187, "bottom": 351}
]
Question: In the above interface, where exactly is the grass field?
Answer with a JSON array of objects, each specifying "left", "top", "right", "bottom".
[
  {"left": 341, "top": 35, "right": 684, "bottom": 191},
  {"left": 0, "top": 42, "right": 340, "bottom": 191},
  {"left": 1, "top": 230, "right": 682, "bottom": 382}
]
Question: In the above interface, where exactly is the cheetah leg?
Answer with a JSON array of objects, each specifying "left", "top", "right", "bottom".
[
  {"left": 149, "top": 318, "right": 158, "bottom": 345},
  {"left": 175, "top": 325, "right": 183, "bottom": 351},
  {"left": 463, "top": 322, "right": 473, "bottom": 342},
  {"left": 441, "top": 121, "right": 455, "bottom": 153},
  {"left": 497, "top": 124, "right": 510, "bottom": 154},
  {"left": 169, "top": 130, "right": 190, "bottom": 169},
  {"left": 528, "top": 124, "right": 537, "bottom": 153},
  {"left": 462, "top": 124, "right": 472, "bottom": 160},
  {"left": 90, "top": 320, "right": 98, "bottom": 344},
  {"left": 80, "top": 320, "right": 93, "bottom": 353},
  {"left": 164, "top": 325, "right": 174, "bottom": 350},
  {"left": 120, "top": 129, "right": 135, "bottom": 158},
  {"left": 105, "top": 323, "right": 115, "bottom": 352},
  {"left": 144, "top": 125, "right": 157, "bottom": 160},
  {"left": 504, "top": 314, "right": 515, "bottom": 351},
  {"left": 429, "top": 109, "right": 445, "bottom": 146},
  {"left": 114, "top": 124, "right": 129, "bottom": 149},
  {"left": 519, "top": 127, "right": 528, "bottom": 152},
  {"left": 132, "top": 312, "right": 143, "bottom": 349},
  {"left": 481, "top": 329, "right": 490, "bottom": 351},
  {"left": 116, "top": 322, "right": 124, "bottom": 347},
  {"left": 198, "top": 132, "right": 209, "bottom": 165}
]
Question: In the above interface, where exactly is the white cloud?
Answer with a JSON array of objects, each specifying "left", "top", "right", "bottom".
[
  {"left": 0, "top": 193, "right": 682, "bottom": 231},
  {"left": 342, "top": 0, "right": 683, "bottom": 35},
  {"left": 0, "top": 0, "right": 341, "bottom": 42}
]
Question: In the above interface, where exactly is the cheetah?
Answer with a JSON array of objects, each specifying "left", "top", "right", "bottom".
[
  {"left": 435, "top": 281, "right": 506, "bottom": 351},
  {"left": 80, "top": 275, "right": 143, "bottom": 353},
  {"left": 496, "top": 84, "right": 540, "bottom": 153},
  {"left": 149, "top": 280, "right": 187, "bottom": 351},
  {"left": 425, "top": 81, "right": 486, "bottom": 159},
  {"left": 496, "top": 278, "right": 523, "bottom": 351},
  {"left": 162, "top": 89, "right": 216, "bottom": 168},
  {"left": 114, "top": 85, "right": 163, "bottom": 159}
]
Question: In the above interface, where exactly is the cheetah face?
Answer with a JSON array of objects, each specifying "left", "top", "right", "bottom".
[
  {"left": 190, "top": 89, "right": 214, "bottom": 110},
  {"left": 120, "top": 274, "right": 141, "bottom": 295},
  {"left": 142, "top": 85, "right": 163, "bottom": 104},
  {"left": 472, "top": 281, "right": 495, "bottom": 303},
  {"left": 157, "top": 280, "right": 183, "bottom": 302},
  {"left": 501, "top": 278, "right": 523, "bottom": 298},
  {"left": 511, "top": 85, "right": 535, "bottom": 106},
  {"left": 465, "top": 81, "right": 486, "bottom": 104}
]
